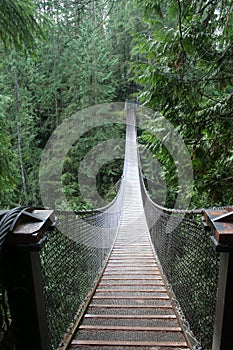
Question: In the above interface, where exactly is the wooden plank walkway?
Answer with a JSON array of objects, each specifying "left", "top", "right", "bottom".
[{"left": 69, "top": 109, "right": 191, "bottom": 349}]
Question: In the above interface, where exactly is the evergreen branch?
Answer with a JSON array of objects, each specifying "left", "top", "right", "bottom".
[
  {"left": 176, "top": 0, "right": 187, "bottom": 62},
  {"left": 90, "top": 0, "right": 116, "bottom": 33},
  {"left": 198, "top": 0, "right": 218, "bottom": 15}
]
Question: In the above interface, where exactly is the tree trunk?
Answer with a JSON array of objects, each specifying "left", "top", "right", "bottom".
[{"left": 13, "top": 58, "right": 28, "bottom": 204}]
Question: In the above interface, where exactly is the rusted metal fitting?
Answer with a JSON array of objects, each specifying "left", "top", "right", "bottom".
[
  {"left": 203, "top": 207, "right": 233, "bottom": 251},
  {"left": 6, "top": 208, "right": 56, "bottom": 246}
]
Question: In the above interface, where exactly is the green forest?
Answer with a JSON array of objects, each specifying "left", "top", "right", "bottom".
[{"left": 0, "top": 0, "right": 232, "bottom": 210}]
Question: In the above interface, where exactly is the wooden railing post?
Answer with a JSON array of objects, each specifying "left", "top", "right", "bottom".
[
  {"left": 2, "top": 208, "right": 55, "bottom": 350},
  {"left": 203, "top": 208, "right": 233, "bottom": 350}
]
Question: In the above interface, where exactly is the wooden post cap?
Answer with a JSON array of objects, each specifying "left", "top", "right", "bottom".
[
  {"left": 6, "top": 208, "right": 56, "bottom": 245},
  {"left": 204, "top": 207, "right": 233, "bottom": 245}
]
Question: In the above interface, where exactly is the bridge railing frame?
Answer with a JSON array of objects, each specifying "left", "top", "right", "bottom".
[
  {"left": 0, "top": 208, "right": 55, "bottom": 350},
  {"left": 203, "top": 208, "right": 233, "bottom": 350}
]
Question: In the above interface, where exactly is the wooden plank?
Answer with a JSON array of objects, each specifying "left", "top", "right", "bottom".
[
  {"left": 105, "top": 266, "right": 158, "bottom": 268},
  {"left": 84, "top": 314, "right": 177, "bottom": 319},
  {"left": 102, "top": 277, "right": 163, "bottom": 281},
  {"left": 103, "top": 271, "right": 160, "bottom": 274},
  {"left": 93, "top": 295, "right": 170, "bottom": 300},
  {"left": 98, "top": 283, "right": 166, "bottom": 287},
  {"left": 71, "top": 340, "right": 189, "bottom": 347},
  {"left": 78, "top": 325, "right": 182, "bottom": 332},
  {"left": 89, "top": 304, "right": 173, "bottom": 309},
  {"left": 109, "top": 256, "right": 155, "bottom": 258},
  {"left": 95, "top": 289, "right": 167, "bottom": 293},
  {"left": 103, "top": 272, "right": 161, "bottom": 276},
  {"left": 110, "top": 254, "right": 154, "bottom": 256}
]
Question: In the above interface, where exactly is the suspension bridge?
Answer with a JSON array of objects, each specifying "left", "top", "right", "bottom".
[
  {"left": 68, "top": 108, "right": 190, "bottom": 349},
  {"left": 1, "top": 103, "right": 233, "bottom": 350}
]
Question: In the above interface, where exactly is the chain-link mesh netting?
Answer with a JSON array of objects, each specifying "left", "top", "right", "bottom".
[
  {"left": 40, "top": 185, "right": 124, "bottom": 350},
  {"left": 141, "top": 182, "right": 220, "bottom": 349}
]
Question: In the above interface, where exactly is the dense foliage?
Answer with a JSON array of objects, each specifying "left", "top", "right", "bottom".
[
  {"left": 132, "top": 0, "right": 233, "bottom": 208},
  {"left": 0, "top": 0, "right": 139, "bottom": 209},
  {"left": 0, "top": 0, "right": 232, "bottom": 209}
]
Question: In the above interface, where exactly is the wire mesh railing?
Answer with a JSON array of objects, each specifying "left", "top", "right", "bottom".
[
  {"left": 140, "top": 177, "right": 220, "bottom": 349},
  {"left": 40, "top": 183, "right": 124, "bottom": 350}
]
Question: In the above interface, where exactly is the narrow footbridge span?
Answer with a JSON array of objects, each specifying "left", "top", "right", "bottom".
[{"left": 69, "top": 109, "right": 191, "bottom": 349}]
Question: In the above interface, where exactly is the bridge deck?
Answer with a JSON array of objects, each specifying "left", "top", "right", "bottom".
[{"left": 69, "top": 110, "right": 191, "bottom": 349}]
